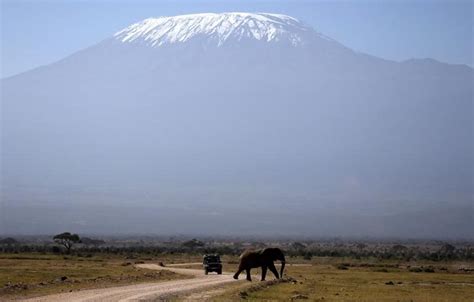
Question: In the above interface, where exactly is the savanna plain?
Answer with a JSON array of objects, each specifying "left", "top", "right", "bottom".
[{"left": 0, "top": 237, "right": 473, "bottom": 301}]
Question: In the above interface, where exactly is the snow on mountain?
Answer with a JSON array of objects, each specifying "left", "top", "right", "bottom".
[{"left": 113, "top": 12, "right": 329, "bottom": 47}]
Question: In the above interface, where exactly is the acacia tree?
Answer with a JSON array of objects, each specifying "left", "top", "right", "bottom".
[{"left": 53, "top": 232, "right": 81, "bottom": 254}]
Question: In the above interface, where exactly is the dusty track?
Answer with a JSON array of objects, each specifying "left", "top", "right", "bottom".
[{"left": 21, "top": 264, "right": 238, "bottom": 302}]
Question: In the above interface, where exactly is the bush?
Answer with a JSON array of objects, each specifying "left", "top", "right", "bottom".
[
  {"left": 423, "top": 266, "right": 435, "bottom": 273},
  {"left": 336, "top": 263, "right": 349, "bottom": 270}
]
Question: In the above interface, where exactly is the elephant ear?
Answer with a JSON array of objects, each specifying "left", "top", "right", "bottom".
[
  {"left": 270, "top": 248, "right": 285, "bottom": 261},
  {"left": 261, "top": 248, "right": 277, "bottom": 260}
]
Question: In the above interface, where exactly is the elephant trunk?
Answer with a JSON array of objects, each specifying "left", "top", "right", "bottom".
[{"left": 280, "top": 259, "right": 286, "bottom": 278}]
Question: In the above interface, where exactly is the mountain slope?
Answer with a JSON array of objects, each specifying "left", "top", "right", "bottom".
[{"left": 1, "top": 13, "right": 473, "bottom": 238}]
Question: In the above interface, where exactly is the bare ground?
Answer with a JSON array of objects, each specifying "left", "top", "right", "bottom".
[{"left": 18, "top": 264, "right": 239, "bottom": 302}]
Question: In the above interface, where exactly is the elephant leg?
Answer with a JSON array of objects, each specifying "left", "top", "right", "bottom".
[
  {"left": 261, "top": 266, "right": 267, "bottom": 281},
  {"left": 268, "top": 263, "right": 280, "bottom": 279},
  {"left": 233, "top": 268, "right": 243, "bottom": 280},
  {"left": 246, "top": 268, "right": 252, "bottom": 281}
]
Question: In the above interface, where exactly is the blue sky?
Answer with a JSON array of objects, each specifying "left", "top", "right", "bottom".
[{"left": 1, "top": 0, "right": 472, "bottom": 78}]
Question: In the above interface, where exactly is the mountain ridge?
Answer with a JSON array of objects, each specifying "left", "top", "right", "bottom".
[{"left": 2, "top": 12, "right": 472, "bottom": 81}]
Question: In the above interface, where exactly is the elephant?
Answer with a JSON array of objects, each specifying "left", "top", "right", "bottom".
[{"left": 233, "top": 247, "right": 286, "bottom": 281}]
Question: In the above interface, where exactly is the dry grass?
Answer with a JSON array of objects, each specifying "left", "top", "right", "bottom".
[
  {"left": 0, "top": 253, "right": 189, "bottom": 299},
  {"left": 209, "top": 257, "right": 474, "bottom": 302},
  {"left": 2, "top": 253, "right": 473, "bottom": 301}
]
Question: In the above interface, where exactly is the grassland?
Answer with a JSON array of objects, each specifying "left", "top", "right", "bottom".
[
  {"left": 210, "top": 257, "right": 474, "bottom": 302},
  {"left": 0, "top": 252, "right": 472, "bottom": 301},
  {"left": 0, "top": 253, "right": 191, "bottom": 299}
]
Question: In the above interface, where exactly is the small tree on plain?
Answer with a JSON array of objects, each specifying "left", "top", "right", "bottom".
[
  {"left": 438, "top": 243, "right": 456, "bottom": 260},
  {"left": 53, "top": 232, "right": 80, "bottom": 254}
]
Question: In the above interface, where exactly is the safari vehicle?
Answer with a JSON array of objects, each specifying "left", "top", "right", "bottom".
[{"left": 203, "top": 254, "right": 222, "bottom": 275}]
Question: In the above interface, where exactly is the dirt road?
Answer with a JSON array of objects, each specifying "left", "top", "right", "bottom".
[{"left": 21, "top": 264, "right": 239, "bottom": 302}]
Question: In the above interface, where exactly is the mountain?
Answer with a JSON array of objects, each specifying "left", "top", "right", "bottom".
[{"left": 1, "top": 13, "right": 473, "bottom": 238}]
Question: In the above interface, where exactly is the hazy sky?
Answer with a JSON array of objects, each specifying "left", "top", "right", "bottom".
[{"left": 1, "top": 0, "right": 472, "bottom": 78}]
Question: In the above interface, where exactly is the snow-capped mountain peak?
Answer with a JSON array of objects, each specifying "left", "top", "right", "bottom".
[{"left": 113, "top": 12, "right": 318, "bottom": 47}]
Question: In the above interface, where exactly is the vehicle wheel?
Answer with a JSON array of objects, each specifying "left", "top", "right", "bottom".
[
  {"left": 218, "top": 269, "right": 222, "bottom": 275},
  {"left": 205, "top": 269, "right": 208, "bottom": 275}
]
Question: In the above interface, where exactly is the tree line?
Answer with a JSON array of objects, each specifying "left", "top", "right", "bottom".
[{"left": 0, "top": 234, "right": 472, "bottom": 261}]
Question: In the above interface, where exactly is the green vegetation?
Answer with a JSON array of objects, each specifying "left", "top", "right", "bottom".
[
  {"left": 53, "top": 232, "right": 81, "bottom": 254},
  {"left": 1, "top": 236, "right": 473, "bottom": 262}
]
